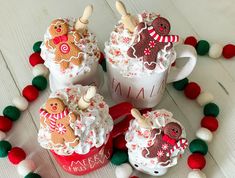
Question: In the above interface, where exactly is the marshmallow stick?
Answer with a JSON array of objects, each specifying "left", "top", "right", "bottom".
[
  {"left": 78, "top": 86, "right": 96, "bottom": 110},
  {"left": 115, "top": 0, "right": 137, "bottom": 32},
  {"left": 75, "top": 4, "right": 93, "bottom": 33},
  {"left": 131, "top": 108, "right": 151, "bottom": 129}
]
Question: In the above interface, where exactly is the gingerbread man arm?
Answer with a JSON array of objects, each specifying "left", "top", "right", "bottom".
[
  {"left": 68, "top": 112, "right": 77, "bottom": 123},
  {"left": 142, "top": 128, "right": 162, "bottom": 158},
  {"left": 127, "top": 22, "right": 149, "bottom": 58},
  {"left": 137, "top": 22, "right": 147, "bottom": 32},
  {"left": 40, "top": 116, "right": 50, "bottom": 128},
  {"left": 46, "top": 39, "right": 56, "bottom": 49},
  {"left": 68, "top": 31, "right": 81, "bottom": 44},
  {"left": 166, "top": 42, "right": 173, "bottom": 51}
]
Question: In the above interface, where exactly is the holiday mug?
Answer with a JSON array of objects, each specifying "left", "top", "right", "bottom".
[
  {"left": 106, "top": 44, "right": 197, "bottom": 108},
  {"left": 49, "top": 64, "right": 104, "bottom": 92},
  {"left": 50, "top": 102, "right": 132, "bottom": 176}
]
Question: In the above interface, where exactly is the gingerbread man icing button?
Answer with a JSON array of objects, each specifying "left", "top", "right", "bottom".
[
  {"left": 46, "top": 19, "right": 84, "bottom": 71},
  {"left": 125, "top": 108, "right": 188, "bottom": 176},
  {"left": 127, "top": 16, "right": 179, "bottom": 70}
]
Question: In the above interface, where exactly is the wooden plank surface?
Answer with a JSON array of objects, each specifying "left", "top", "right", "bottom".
[{"left": 0, "top": 0, "right": 234, "bottom": 177}]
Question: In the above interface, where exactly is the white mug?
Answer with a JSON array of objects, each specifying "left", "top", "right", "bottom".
[
  {"left": 49, "top": 64, "right": 104, "bottom": 92},
  {"left": 106, "top": 44, "right": 197, "bottom": 108}
]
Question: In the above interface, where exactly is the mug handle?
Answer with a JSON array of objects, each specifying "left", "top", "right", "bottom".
[
  {"left": 109, "top": 102, "right": 132, "bottom": 139},
  {"left": 167, "top": 44, "right": 197, "bottom": 83},
  {"left": 111, "top": 107, "right": 152, "bottom": 138}
]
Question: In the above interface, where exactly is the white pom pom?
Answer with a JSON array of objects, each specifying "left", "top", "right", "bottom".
[
  {"left": 12, "top": 96, "right": 29, "bottom": 111},
  {"left": 196, "top": 92, "right": 214, "bottom": 106},
  {"left": 196, "top": 127, "right": 213, "bottom": 142},
  {"left": 115, "top": 163, "right": 133, "bottom": 178},
  {"left": 17, "top": 159, "right": 36, "bottom": 176},
  {"left": 209, "top": 43, "right": 223, "bottom": 59},
  {"left": 32, "top": 64, "right": 49, "bottom": 77},
  {"left": 188, "top": 170, "right": 206, "bottom": 178},
  {"left": 0, "top": 131, "right": 6, "bottom": 141}
]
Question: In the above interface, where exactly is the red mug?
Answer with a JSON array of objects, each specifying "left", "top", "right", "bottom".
[{"left": 50, "top": 102, "right": 133, "bottom": 175}]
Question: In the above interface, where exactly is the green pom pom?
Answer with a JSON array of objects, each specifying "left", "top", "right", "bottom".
[
  {"left": 173, "top": 78, "right": 189, "bottom": 91},
  {"left": 25, "top": 172, "right": 41, "bottom": 178},
  {"left": 196, "top": 40, "right": 210, "bottom": 55},
  {"left": 0, "top": 140, "right": 12, "bottom": 157},
  {"left": 111, "top": 150, "right": 128, "bottom": 165},
  {"left": 101, "top": 59, "right": 107, "bottom": 72},
  {"left": 32, "top": 76, "right": 47, "bottom": 91},
  {"left": 33, "top": 41, "right": 42, "bottom": 53},
  {"left": 204, "top": 102, "right": 219, "bottom": 117},
  {"left": 189, "top": 139, "right": 208, "bottom": 155},
  {"left": 3, "top": 106, "right": 21, "bottom": 121}
]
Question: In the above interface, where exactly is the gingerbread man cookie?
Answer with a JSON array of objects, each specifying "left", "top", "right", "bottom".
[
  {"left": 127, "top": 16, "right": 179, "bottom": 70},
  {"left": 46, "top": 19, "right": 83, "bottom": 71},
  {"left": 40, "top": 98, "right": 79, "bottom": 147},
  {"left": 142, "top": 122, "right": 188, "bottom": 166}
]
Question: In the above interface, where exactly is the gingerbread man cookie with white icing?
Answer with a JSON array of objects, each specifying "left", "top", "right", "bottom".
[
  {"left": 40, "top": 98, "right": 79, "bottom": 147},
  {"left": 46, "top": 19, "right": 83, "bottom": 71},
  {"left": 127, "top": 16, "right": 179, "bottom": 70}
]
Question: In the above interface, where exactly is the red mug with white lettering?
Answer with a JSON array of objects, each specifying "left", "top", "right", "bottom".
[{"left": 51, "top": 102, "right": 132, "bottom": 176}]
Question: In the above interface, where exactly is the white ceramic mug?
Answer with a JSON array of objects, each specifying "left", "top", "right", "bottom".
[
  {"left": 49, "top": 64, "right": 104, "bottom": 92},
  {"left": 106, "top": 44, "right": 197, "bottom": 108}
]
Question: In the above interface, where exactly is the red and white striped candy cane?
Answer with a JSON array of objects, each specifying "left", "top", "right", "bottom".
[{"left": 166, "top": 138, "right": 188, "bottom": 157}]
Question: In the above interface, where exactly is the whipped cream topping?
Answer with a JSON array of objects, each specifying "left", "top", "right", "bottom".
[
  {"left": 125, "top": 109, "right": 186, "bottom": 170},
  {"left": 40, "top": 18, "right": 100, "bottom": 80},
  {"left": 104, "top": 12, "right": 176, "bottom": 78},
  {"left": 38, "top": 85, "right": 113, "bottom": 155}
]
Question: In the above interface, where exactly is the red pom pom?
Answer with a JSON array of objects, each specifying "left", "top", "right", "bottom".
[
  {"left": 184, "top": 82, "right": 201, "bottom": 100},
  {"left": 184, "top": 36, "right": 198, "bottom": 47},
  {"left": 8, "top": 147, "right": 26, "bottom": 165},
  {"left": 22, "top": 85, "right": 39, "bottom": 102},
  {"left": 114, "top": 134, "right": 127, "bottom": 150},
  {"left": 98, "top": 52, "right": 105, "bottom": 64},
  {"left": 187, "top": 153, "right": 206, "bottom": 170},
  {"left": 222, "top": 44, "right": 235, "bottom": 59},
  {"left": 0, "top": 116, "right": 13, "bottom": 132},
  {"left": 130, "top": 176, "right": 139, "bottom": 178},
  {"left": 201, "top": 116, "right": 218, "bottom": 132},
  {"left": 29, "top": 53, "right": 44, "bottom": 67}
]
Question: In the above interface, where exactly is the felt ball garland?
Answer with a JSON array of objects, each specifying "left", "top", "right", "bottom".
[
  {"left": 0, "top": 116, "right": 13, "bottom": 132},
  {"left": 184, "top": 36, "right": 235, "bottom": 59},
  {"left": 111, "top": 150, "right": 129, "bottom": 165},
  {"left": 173, "top": 77, "right": 220, "bottom": 177},
  {"left": 3, "top": 106, "right": 21, "bottom": 121},
  {"left": 8, "top": 147, "right": 26, "bottom": 165},
  {"left": 29, "top": 52, "right": 44, "bottom": 67},
  {"left": 0, "top": 41, "right": 48, "bottom": 177}
]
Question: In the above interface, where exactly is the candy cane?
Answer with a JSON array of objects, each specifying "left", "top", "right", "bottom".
[{"left": 166, "top": 138, "right": 188, "bottom": 157}]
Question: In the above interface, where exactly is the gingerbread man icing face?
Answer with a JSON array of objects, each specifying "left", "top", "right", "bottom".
[
  {"left": 49, "top": 19, "right": 69, "bottom": 37},
  {"left": 45, "top": 98, "right": 65, "bottom": 114},
  {"left": 152, "top": 17, "right": 171, "bottom": 36},
  {"left": 163, "top": 122, "right": 182, "bottom": 140}
]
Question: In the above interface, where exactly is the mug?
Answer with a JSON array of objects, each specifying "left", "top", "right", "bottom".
[
  {"left": 50, "top": 102, "right": 133, "bottom": 176},
  {"left": 106, "top": 44, "right": 197, "bottom": 108},
  {"left": 49, "top": 64, "right": 104, "bottom": 92}
]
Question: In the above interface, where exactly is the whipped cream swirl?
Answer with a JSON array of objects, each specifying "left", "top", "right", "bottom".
[{"left": 38, "top": 85, "right": 113, "bottom": 155}]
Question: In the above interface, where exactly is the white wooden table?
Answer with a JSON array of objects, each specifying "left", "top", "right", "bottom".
[{"left": 0, "top": 0, "right": 234, "bottom": 177}]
